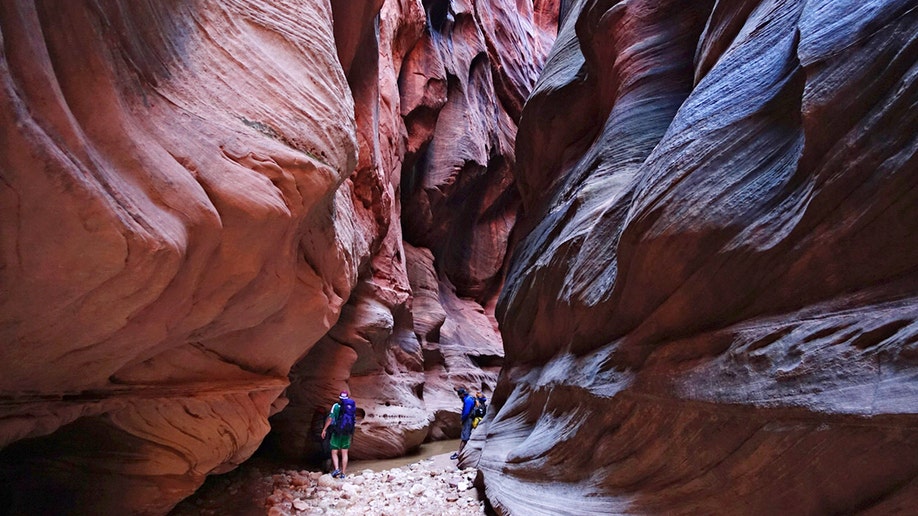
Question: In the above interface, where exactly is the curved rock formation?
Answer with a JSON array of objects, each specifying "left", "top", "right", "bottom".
[
  {"left": 0, "top": 0, "right": 556, "bottom": 513},
  {"left": 0, "top": 1, "right": 364, "bottom": 513},
  {"left": 472, "top": 0, "right": 918, "bottom": 513},
  {"left": 268, "top": 0, "right": 557, "bottom": 463}
]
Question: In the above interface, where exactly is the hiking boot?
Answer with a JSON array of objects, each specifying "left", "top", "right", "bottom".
[
  {"left": 450, "top": 453, "right": 459, "bottom": 460},
  {"left": 339, "top": 473, "right": 346, "bottom": 479},
  {"left": 331, "top": 469, "right": 341, "bottom": 478}
]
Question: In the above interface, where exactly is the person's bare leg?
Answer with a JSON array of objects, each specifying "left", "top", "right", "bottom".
[
  {"left": 341, "top": 449, "right": 349, "bottom": 475},
  {"left": 331, "top": 449, "right": 340, "bottom": 473}
]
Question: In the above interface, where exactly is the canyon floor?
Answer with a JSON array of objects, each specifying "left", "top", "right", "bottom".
[{"left": 170, "top": 439, "right": 489, "bottom": 515}]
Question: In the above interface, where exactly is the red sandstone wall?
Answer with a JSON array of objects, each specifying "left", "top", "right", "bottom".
[
  {"left": 1, "top": 1, "right": 362, "bottom": 513},
  {"left": 269, "top": 0, "right": 557, "bottom": 462},
  {"left": 0, "top": 0, "right": 555, "bottom": 513},
  {"left": 6, "top": 0, "right": 910, "bottom": 513},
  {"left": 472, "top": 0, "right": 918, "bottom": 513}
]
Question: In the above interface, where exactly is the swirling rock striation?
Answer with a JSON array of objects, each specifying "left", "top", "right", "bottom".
[
  {"left": 0, "top": 0, "right": 557, "bottom": 513},
  {"left": 0, "top": 0, "right": 363, "bottom": 514},
  {"left": 268, "top": 0, "right": 557, "bottom": 464},
  {"left": 471, "top": 0, "right": 918, "bottom": 514}
]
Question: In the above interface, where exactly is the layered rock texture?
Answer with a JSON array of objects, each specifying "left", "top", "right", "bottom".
[
  {"left": 0, "top": 0, "right": 554, "bottom": 514},
  {"left": 5, "top": 0, "right": 916, "bottom": 513},
  {"left": 267, "top": 0, "right": 556, "bottom": 462},
  {"left": 0, "top": 2, "right": 362, "bottom": 513},
  {"left": 468, "top": 0, "right": 918, "bottom": 514}
]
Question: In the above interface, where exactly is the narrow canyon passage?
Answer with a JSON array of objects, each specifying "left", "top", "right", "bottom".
[{"left": 1, "top": 0, "right": 917, "bottom": 515}]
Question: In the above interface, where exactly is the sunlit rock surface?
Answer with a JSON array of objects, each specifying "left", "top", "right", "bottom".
[
  {"left": 0, "top": 0, "right": 373, "bottom": 514},
  {"left": 0, "top": 0, "right": 555, "bottom": 513},
  {"left": 268, "top": 0, "right": 557, "bottom": 464},
  {"left": 0, "top": 1, "right": 366, "bottom": 513},
  {"left": 470, "top": 0, "right": 918, "bottom": 514}
]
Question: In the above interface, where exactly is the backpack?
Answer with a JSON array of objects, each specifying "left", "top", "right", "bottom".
[
  {"left": 473, "top": 399, "right": 486, "bottom": 419},
  {"left": 334, "top": 398, "right": 357, "bottom": 434}
]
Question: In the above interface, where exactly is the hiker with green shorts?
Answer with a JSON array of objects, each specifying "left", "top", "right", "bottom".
[{"left": 321, "top": 391, "right": 357, "bottom": 478}]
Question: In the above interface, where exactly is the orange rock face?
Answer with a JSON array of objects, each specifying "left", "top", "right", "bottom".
[
  {"left": 0, "top": 0, "right": 555, "bottom": 513},
  {"left": 9, "top": 0, "right": 911, "bottom": 513},
  {"left": 472, "top": 0, "right": 918, "bottom": 513},
  {"left": 0, "top": 1, "right": 363, "bottom": 512},
  {"left": 268, "top": 0, "right": 557, "bottom": 462}
]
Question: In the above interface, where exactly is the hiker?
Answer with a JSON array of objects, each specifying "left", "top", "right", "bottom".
[
  {"left": 450, "top": 388, "right": 476, "bottom": 460},
  {"left": 471, "top": 391, "right": 487, "bottom": 429},
  {"left": 321, "top": 391, "right": 357, "bottom": 479}
]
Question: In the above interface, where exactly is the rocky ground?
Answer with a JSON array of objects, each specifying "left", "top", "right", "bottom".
[{"left": 170, "top": 451, "right": 488, "bottom": 516}]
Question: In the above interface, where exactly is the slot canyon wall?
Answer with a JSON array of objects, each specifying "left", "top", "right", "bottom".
[
  {"left": 0, "top": 0, "right": 555, "bottom": 514},
  {"left": 467, "top": 0, "right": 918, "bottom": 514},
  {"left": 267, "top": 0, "right": 557, "bottom": 461},
  {"left": 2, "top": 0, "right": 917, "bottom": 514}
]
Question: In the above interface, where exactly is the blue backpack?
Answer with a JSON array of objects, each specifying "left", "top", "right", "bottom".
[{"left": 334, "top": 398, "right": 357, "bottom": 434}]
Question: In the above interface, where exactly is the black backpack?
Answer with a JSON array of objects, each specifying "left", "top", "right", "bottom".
[
  {"left": 334, "top": 398, "right": 357, "bottom": 434},
  {"left": 473, "top": 399, "right": 487, "bottom": 418}
]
